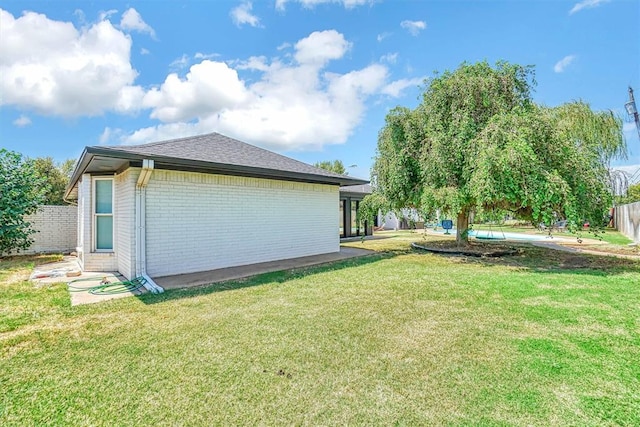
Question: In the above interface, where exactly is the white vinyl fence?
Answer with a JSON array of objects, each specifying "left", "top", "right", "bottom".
[{"left": 615, "top": 201, "right": 640, "bottom": 243}]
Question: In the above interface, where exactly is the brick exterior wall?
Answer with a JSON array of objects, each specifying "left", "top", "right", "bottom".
[
  {"left": 74, "top": 167, "right": 339, "bottom": 278},
  {"left": 19, "top": 205, "right": 77, "bottom": 254},
  {"left": 615, "top": 201, "right": 640, "bottom": 243},
  {"left": 115, "top": 169, "right": 138, "bottom": 279},
  {"left": 144, "top": 169, "right": 339, "bottom": 277}
]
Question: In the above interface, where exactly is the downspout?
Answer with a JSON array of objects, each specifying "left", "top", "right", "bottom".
[{"left": 135, "top": 160, "right": 164, "bottom": 294}]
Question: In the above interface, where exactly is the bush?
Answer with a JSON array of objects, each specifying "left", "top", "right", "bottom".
[{"left": 0, "top": 149, "right": 48, "bottom": 254}]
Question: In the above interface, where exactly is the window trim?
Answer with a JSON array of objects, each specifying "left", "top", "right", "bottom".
[{"left": 93, "top": 177, "right": 114, "bottom": 252}]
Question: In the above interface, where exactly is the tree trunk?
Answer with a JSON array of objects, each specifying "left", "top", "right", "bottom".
[{"left": 456, "top": 208, "right": 470, "bottom": 246}]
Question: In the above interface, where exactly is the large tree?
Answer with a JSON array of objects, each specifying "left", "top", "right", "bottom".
[
  {"left": 32, "top": 157, "right": 75, "bottom": 205},
  {"left": 0, "top": 150, "right": 48, "bottom": 254},
  {"left": 314, "top": 160, "right": 348, "bottom": 175},
  {"left": 617, "top": 182, "right": 640, "bottom": 204},
  {"left": 371, "top": 61, "right": 626, "bottom": 244}
]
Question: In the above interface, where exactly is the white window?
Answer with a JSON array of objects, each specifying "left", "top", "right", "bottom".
[{"left": 94, "top": 178, "right": 113, "bottom": 251}]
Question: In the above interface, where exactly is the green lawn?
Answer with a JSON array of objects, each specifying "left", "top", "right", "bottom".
[{"left": 2, "top": 235, "right": 639, "bottom": 426}]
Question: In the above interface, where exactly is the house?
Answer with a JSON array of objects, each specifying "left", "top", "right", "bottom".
[
  {"left": 339, "top": 184, "right": 374, "bottom": 238},
  {"left": 64, "top": 132, "right": 367, "bottom": 293}
]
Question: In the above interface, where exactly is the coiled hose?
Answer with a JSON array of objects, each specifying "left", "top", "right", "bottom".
[{"left": 68, "top": 276, "right": 147, "bottom": 295}]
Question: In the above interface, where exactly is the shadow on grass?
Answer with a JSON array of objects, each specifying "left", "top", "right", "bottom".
[
  {"left": 135, "top": 237, "right": 638, "bottom": 305},
  {"left": 413, "top": 240, "right": 640, "bottom": 277},
  {"left": 137, "top": 252, "right": 395, "bottom": 305}
]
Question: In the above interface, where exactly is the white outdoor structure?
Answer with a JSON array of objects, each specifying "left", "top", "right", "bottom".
[
  {"left": 378, "top": 208, "right": 424, "bottom": 230},
  {"left": 615, "top": 201, "right": 640, "bottom": 243},
  {"left": 66, "top": 133, "right": 366, "bottom": 292}
]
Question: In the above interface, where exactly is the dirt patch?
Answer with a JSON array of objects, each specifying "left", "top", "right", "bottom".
[
  {"left": 561, "top": 243, "right": 640, "bottom": 257},
  {"left": 411, "top": 241, "right": 520, "bottom": 257}
]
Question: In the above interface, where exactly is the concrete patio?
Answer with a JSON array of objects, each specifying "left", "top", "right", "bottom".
[
  {"left": 154, "top": 246, "right": 375, "bottom": 290},
  {"left": 31, "top": 246, "right": 376, "bottom": 305}
]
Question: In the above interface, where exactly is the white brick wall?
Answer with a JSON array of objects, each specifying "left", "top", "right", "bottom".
[
  {"left": 74, "top": 167, "right": 340, "bottom": 278},
  {"left": 144, "top": 169, "right": 339, "bottom": 277},
  {"left": 115, "top": 169, "right": 138, "bottom": 279},
  {"left": 77, "top": 174, "right": 89, "bottom": 266},
  {"left": 19, "top": 205, "right": 77, "bottom": 254}
]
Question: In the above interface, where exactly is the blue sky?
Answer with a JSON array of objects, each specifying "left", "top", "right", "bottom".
[{"left": 1, "top": 0, "right": 639, "bottom": 180}]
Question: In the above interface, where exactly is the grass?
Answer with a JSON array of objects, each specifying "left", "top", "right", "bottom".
[{"left": 2, "top": 235, "right": 639, "bottom": 426}]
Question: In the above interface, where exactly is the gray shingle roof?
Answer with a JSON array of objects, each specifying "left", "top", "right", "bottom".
[
  {"left": 104, "top": 132, "right": 350, "bottom": 181},
  {"left": 65, "top": 132, "right": 368, "bottom": 199},
  {"left": 340, "top": 184, "right": 372, "bottom": 194}
]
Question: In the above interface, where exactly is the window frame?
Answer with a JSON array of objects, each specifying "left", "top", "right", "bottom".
[{"left": 93, "top": 177, "right": 114, "bottom": 252}]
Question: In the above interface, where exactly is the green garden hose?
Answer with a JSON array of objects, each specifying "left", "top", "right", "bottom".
[{"left": 68, "top": 276, "right": 147, "bottom": 295}]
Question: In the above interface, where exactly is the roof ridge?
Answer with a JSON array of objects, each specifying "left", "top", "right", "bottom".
[
  {"left": 97, "top": 131, "right": 349, "bottom": 179},
  {"left": 101, "top": 132, "right": 219, "bottom": 150}
]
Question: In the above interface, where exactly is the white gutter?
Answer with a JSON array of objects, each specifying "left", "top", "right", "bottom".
[{"left": 135, "top": 159, "right": 164, "bottom": 294}]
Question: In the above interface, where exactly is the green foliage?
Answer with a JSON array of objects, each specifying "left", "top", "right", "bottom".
[
  {"left": 314, "top": 159, "right": 348, "bottom": 175},
  {"left": 617, "top": 182, "right": 640, "bottom": 204},
  {"left": 372, "top": 60, "right": 626, "bottom": 244},
  {"left": 32, "top": 157, "right": 75, "bottom": 205},
  {"left": 372, "top": 107, "right": 423, "bottom": 210},
  {"left": 0, "top": 150, "right": 48, "bottom": 254},
  {"left": 357, "top": 193, "right": 390, "bottom": 225}
]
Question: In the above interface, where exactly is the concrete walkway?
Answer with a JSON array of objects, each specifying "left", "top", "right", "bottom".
[
  {"left": 31, "top": 247, "right": 375, "bottom": 305},
  {"left": 154, "top": 246, "right": 375, "bottom": 290},
  {"left": 30, "top": 256, "right": 141, "bottom": 306}
]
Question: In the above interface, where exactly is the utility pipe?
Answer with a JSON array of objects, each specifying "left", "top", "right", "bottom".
[{"left": 135, "top": 159, "right": 164, "bottom": 294}]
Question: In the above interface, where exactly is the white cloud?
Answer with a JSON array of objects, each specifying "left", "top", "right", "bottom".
[
  {"left": 13, "top": 115, "right": 32, "bottom": 127},
  {"left": 123, "top": 31, "right": 412, "bottom": 151},
  {"left": 1, "top": 11, "right": 415, "bottom": 152},
  {"left": 230, "top": 2, "right": 262, "bottom": 27},
  {"left": 377, "top": 32, "right": 391, "bottom": 42},
  {"left": 275, "top": 0, "right": 373, "bottom": 10},
  {"left": 380, "top": 77, "right": 423, "bottom": 97},
  {"left": 294, "top": 30, "right": 351, "bottom": 66},
  {"left": 171, "top": 53, "right": 221, "bottom": 69},
  {"left": 170, "top": 54, "right": 191, "bottom": 70},
  {"left": 569, "top": 0, "right": 610, "bottom": 15},
  {"left": 380, "top": 52, "right": 398, "bottom": 64},
  {"left": 140, "top": 47, "right": 150, "bottom": 55},
  {"left": 115, "top": 86, "right": 145, "bottom": 114},
  {"left": 554, "top": 54, "right": 577, "bottom": 73},
  {"left": 277, "top": 42, "right": 291, "bottom": 50},
  {"left": 142, "top": 60, "right": 250, "bottom": 122},
  {"left": 120, "top": 8, "right": 156, "bottom": 38},
  {"left": 99, "top": 9, "right": 118, "bottom": 21},
  {"left": 194, "top": 52, "right": 219, "bottom": 60},
  {"left": 73, "top": 9, "right": 86, "bottom": 24},
  {"left": 400, "top": 20, "right": 426, "bottom": 36},
  {"left": 0, "top": 8, "right": 142, "bottom": 117},
  {"left": 237, "top": 56, "right": 271, "bottom": 72},
  {"left": 99, "top": 127, "right": 125, "bottom": 144}
]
